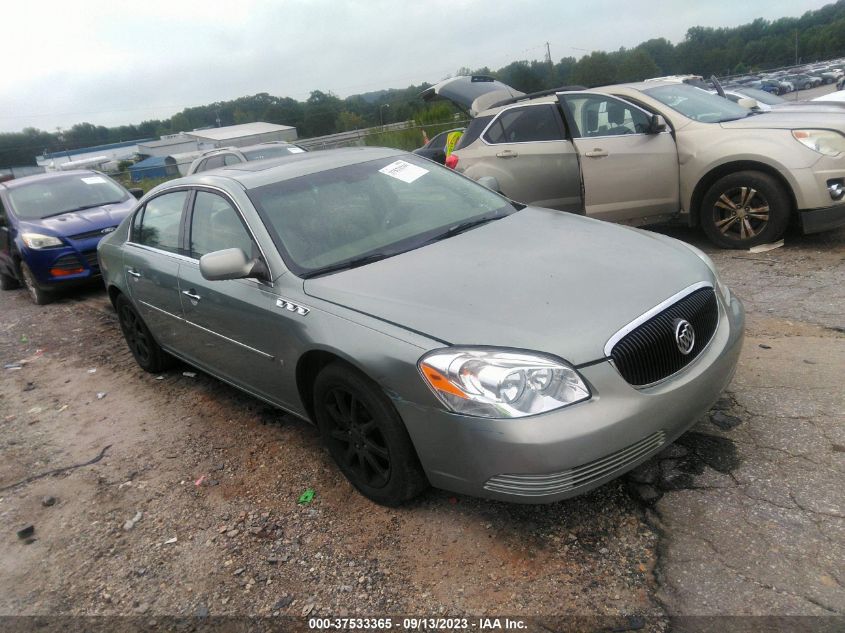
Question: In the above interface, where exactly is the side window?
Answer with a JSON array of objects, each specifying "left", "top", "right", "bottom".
[
  {"left": 189, "top": 191, "right": 254, "bottom": 258},
  {"left": 203, "top": 155, "right": 225, "bottom": 171},
  {"left": 134, "top": 191, "right": 187, "bottom": 253},
  {"left": 560, "top": 94, "right": 651, "bottom": 138},
  {"left": 223, "top": 154, "right": 243, "bottom": 166},
  {"left": 483, "top": 105, "right": 563, "bottom": 144}
]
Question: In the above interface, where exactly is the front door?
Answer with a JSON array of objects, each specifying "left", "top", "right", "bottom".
[
  {"left": 558, "top": 92, "right": 680, "bottom": 223},
  {"left": 124, "top": 189, "right": 190, "bottom": 349},
  {"left": 177, "top": 190, "right": 292, "bottom": 406}
]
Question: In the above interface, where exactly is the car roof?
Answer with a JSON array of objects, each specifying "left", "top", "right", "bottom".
[
  {"left": 160, "top": 146, "right": 407, "bottom": 191},
  {"left": 0, "top": 169, "right": 103, "bottom": 190}
]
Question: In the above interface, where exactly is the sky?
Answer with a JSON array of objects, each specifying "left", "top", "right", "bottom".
[{"left": 0, "top": 0, "right": 833, "bottom": 133}]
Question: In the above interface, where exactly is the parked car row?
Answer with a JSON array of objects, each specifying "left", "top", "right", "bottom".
[{"left": 729, "top": 60, "right": 845, "bottom": 94}]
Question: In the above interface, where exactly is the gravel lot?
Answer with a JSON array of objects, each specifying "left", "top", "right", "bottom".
[{"left": 1, "top": 119, "right": 843, "bottom": 631}]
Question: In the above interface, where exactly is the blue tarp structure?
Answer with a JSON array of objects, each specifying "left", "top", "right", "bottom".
[{"left": 128, "top": 156, "right": 180, "bottom": 182}]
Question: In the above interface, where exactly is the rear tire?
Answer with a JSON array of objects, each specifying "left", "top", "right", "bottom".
[
  {"left": 313, "top": 363, "right": 428, "bottom": 506},
  {"left": 20, "top": 262, "right": 51, "bottom": 305},
  {"left": 700, "top": 171, "right": 790, "bottom": 249},
  {"left": 115, "top": 294, "right": 173, "bottom": 373}
]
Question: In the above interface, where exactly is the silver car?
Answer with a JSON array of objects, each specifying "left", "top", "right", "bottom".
[
  {"left": 98, "top": 148, "right": 744, "bottom": 505},
  {"left": 187, "top": 141, "right": 306, "bottom": 175}
]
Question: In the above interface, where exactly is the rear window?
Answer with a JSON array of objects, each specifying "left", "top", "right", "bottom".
[{"left": 454, "top": 116, "right": 493, "bottom": 150}]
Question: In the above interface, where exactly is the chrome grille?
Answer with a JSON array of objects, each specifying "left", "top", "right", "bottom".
[
  {"left": 68, "top": 227, "right": 117, "bottom": 240},
  {"left": 484, "top": 431, "right": 666, "bottom": 497},
  {"left": 610, "top": 288, "right": 718, "bottom": 387}
]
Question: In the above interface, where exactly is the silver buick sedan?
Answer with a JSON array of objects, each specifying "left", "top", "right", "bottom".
[{"left": 98, "top": 147, "right": 744, "bottom": 505}]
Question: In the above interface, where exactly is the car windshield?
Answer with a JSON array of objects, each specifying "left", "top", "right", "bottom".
[
  {"left": 248, "top": 155, "right": 516, "bottom": 277},
  {"left": 644, "top": 84, "right": 751, "bottom": 122},
  {"left": 732, "top": 87, "right": 784, "bottom": 106},
  {"left": 242, "top": 145, "right": 304, "bottom": 161},
  {"left": 8, "top": 173, "right": 129, "bottom": 220}
]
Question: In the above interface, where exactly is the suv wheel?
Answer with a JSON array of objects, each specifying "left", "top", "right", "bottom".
[
  {"left": 0, "top": 270, "right": 19, "bottom": 290},
  {"left": 700, "top": 171, "right": 790, "bottom": 249},
  {"left": 313, "top": 363, "right": 428, "bottom": 506},
  {"left": 116, "top": 294, "right": 173, "bottom": 372},
  {"left": 20, "top": 262, "right": 51, "bottom": 305}
]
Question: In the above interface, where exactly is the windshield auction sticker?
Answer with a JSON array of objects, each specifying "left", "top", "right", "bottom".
[
  {"left": 81, "top": 176, "right": 108, "bottom": 184},
  {"left": 378, "top": 160, "right": 428, "bottom": 184}
]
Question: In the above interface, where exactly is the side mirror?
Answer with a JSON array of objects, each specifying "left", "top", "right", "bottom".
[
  {"left": 129, "top": 188, "right": 144, "bottom": 199},
  {"left": 736, "top": 97, "right": 759, "bottom": 110},
  {"left": 649, "top": 114, "right": 668, "bottom": 134},
  {"left": 199, "top": 248, "right": 266, "bottom": 282}
]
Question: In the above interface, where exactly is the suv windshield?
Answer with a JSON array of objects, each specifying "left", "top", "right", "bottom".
[
  {"left": 644, "top": 84, "right": 751, "bottom": 122},
  {"left": 8, "top": 173, "right": 129, "bottom": 220},
  {"left": 248, "top": 155, "right": 515, "bottom": 277}
]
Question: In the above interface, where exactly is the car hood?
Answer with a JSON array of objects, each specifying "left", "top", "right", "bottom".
[
  {"left": 719, "top": 110, "right": 845, "bottom": 131},
  {"left": 303, "top": 208, "right": 713, "bottom": 365},
  {"left": 420, "top": 75, "right": 525, "bottom": 117},
  {"left": 20, "top": 198, "right": 136, "bottom": 237}
]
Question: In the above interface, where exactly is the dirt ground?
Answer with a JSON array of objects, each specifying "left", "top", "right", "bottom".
[{"left": 0, "top": 221, "right": 843, "bottom": 631}]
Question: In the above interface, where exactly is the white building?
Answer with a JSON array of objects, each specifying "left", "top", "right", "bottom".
[
  {"left": 36, "top": 139, "right": 151, "bottom": 171},
  {"left": 137, "top": 134, "right": 199, "bottom": 158},
  {"left": 186, "top": 122, "right": 298, "bottom": 149}
]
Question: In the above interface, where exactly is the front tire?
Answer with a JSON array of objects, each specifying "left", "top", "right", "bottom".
[
  {"left": 115, "top": 294, "right": 173, "bottom": 373},
  {"left": 0, "top": 270, "right": 19, "bottom": 290},
  {"left": 20, "top": 262, "right": 51, "bottom": 305},
  {"left": 700, "top": 171, "right": 790, "bottom": 249},
  {"left": 313, "top": 363, "right": 428, "bottom": 506}
]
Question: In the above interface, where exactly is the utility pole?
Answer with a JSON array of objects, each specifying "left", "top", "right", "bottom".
[
  {"left": 545, "top": 41, "right": 552, "bottom": 66},
  {"left": 795, "top": 30, "right": 799, "bottom": 65}
]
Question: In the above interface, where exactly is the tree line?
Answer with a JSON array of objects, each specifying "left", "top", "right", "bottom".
[{"left": 2, "top": 0, "right": 845, "bottom": 168}]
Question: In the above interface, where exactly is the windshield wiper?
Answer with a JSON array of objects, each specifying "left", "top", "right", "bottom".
[
  {"left": 424, "top": 215, "right": 502, "bottom": 244},
  {"left": 41, "top": 201, "right": 122, "bottom": 218},
  {"left": 301, "top": 251, "right": 395, "bottom": 278}
]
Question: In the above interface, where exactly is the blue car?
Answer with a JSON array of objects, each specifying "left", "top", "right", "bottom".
[{"left": 0, "top": 170, "right": 140, "bottom": 304}]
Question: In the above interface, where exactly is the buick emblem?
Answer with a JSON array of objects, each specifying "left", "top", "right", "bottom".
[
  {"left": 100, "top": 227, "right": 116, "bottom": 235},
  {"left": 674, "top": 319, "right": 695, "bottom": 355}
]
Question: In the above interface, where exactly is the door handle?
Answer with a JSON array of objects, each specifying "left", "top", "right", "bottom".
[
  {"left": 127, "top": 269, "right": 141, "bottom": 278},
  {"left": 496, "top": 150, "right": 518, "bottom": 158},
  {"left": 584, "top": 148, "right": 608, "bottom": 158},
  {"left": 182, "top": 290, "right": 201, "bottom": 302}
]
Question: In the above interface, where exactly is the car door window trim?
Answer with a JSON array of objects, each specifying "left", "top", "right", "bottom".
[
  {"left": 558, "top": 92, "right": 661, "bottom": 140},
  {"left": 480, "top": 102, "right": 568, "bottom": 147}
]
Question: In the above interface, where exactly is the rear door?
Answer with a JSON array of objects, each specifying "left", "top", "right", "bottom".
[
  {"left": 177, "top": 189, "right": 294, "bottom": 406},
  {"left": 464, "top": 103, "right": 581, "bottom": 211},
  {"left": 124, "top": 189, "right": 190, "bottom": 349},
  {"left": 557, "top": 92, "right": 680, "bottom": 223}
]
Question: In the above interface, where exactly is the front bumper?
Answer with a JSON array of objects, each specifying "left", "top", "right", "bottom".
[
  {"left": 396, "top": 294, "right": 744, "bottom": 503},
  {"left": 22, "top": 243, "right": 101, "bottom": 288},
  {"left": 799, "top": 205, "right": 845, "bottom": 234}
]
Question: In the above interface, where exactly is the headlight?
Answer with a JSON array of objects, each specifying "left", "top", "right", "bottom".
[
  {"left": 682, "top": 242, "right": 731, "bottom": 304},
  {"left": 21, "top": 233, "right": 63, "bottom": 249},
  {"left": 418, "top": 348, "right": 590, "bottom": 419},
  {"left": 792, "top": 129, "right": 845, "bottom": 157}
]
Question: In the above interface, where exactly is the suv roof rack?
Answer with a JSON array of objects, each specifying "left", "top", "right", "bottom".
[{"left": 487, "top": 85, "right": 586, "bottom": 110}]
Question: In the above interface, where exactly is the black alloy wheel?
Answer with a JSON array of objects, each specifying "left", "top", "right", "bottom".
[
  {"left": 323, "top": 386, "right": 391, "bottom": 489},
  {"left": 115, "top": 294, "right": 172, "bottom": 372},
  {"left": 313, "top": 363, "right": 428, "bottom": 505}
]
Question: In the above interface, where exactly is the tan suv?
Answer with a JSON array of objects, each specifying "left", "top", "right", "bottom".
[{"left": 424, "top": 76, "right": 845, "bottom": 248}]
